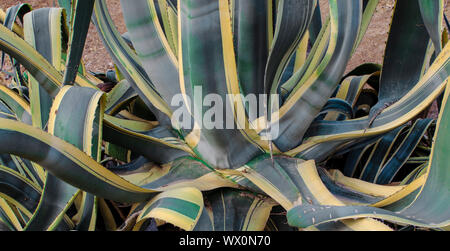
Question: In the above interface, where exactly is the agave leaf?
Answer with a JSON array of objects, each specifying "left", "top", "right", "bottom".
[
  {"left": 0, "top": 22, "right": 62, "bottom": 97},
  {"left": 293, "top": 31, "right": 310, "bottom": 74},
  {"left": 357, "top": 125, "right": 408, "bottom": 182},
  {"left": 177, "top": 0, "right": 266, "bottom": 169},
  {"left": 156, "top": 0, "right": 178, "bottom": 55},
  {"left": 133, "top": 187, "right": 203, "bottom": 231},
  {"left": 0, "top": 117, "right": 159, "bottom": 203},
  {"left": 105, "top": 79, "right": 138, "bottom": 115},
  {"left": 116, "top": 156, "right": 238, "bottom": 191},
  {"left": 0, "top": 85, "right": 31, "bottom": 124},
  {"left": 241, "top": 156, "right": 391, "bottom": 230},
  {"left": 273, "top": 0, "right": 362, "bottom": 152},
  {"left": 0, "top": 3, "right": 31, "bottom": 94},
  {"left": 48, "top": 86, "right": 105, "bottom": 161},
  {"left": 232, "top": 0, "right": 269, "bottom": 102},
  {"left": 97, "top": 198, "right": 118, "bottom": 231},
  {"left": 369, "top": 0, "right": 431, "bottom": 122},
  {"left": 5, "top": 155, "right": 43, "bottom": 188},
  {"left": 23, "top": 8, "right": 68, "bottom": 129},
  {"left": 418, "top": 0, "right": 444, "bottom": 54},
  {"left": 23, "top": 177, "right": 78, "bottom": 231},
  {"left": 62, "top": 0, "right": 95, "bottom": 86},
  {"left": 335, "top": 73, "right": 377, "bottom": 110},
  {"left": 327, "top": 169, "right": 407, "bottom": 200},
  {"left": 0, "top": 100, "right": 16, "bottom": 120},
  {"left": 71, "top": 193, "right": 98, "bottom": 231},
  {"left": 266, "top": 0, "right": 316, "bottom": 103},
  {"left": 316, "top": 98, "right": 354, "bottom": 122},
  {"left": 193, "top": 188, "right": 276, "bottom": 231},
  {"left": 0, "top": 197, "right": 25, "bottom": 230},
  {"left": 92, "top": 0, "right": 173, "bottom": 119},
  {"left": 104, "top": 114, "right": 157, "bottom": 132},
  {"left": 280, "top": 17, "right": 331, "bottom": 97},
  {"left": 25, "top": 86, "right": 105, "bottom": 231},
  {"left": 103, "top": 119, "right": 193, "bottom": 164},
  {"left": 19, "top": 8, "right": 74, "bottom": 231},
  {"left": 240, "top": 155, "right": 303, "bottom": 210},
  {"left": 57, "top": 0, "right": 73, "bottom": 27},
  {"left": 0, "top": 165, "right": 41, "bottom": 220},
  {"left": 0, "top": 101, "right": 44, "bottom": 185},
  {"left": 353, "top": 0, "right": 379, "bottom": 52},
  {"left": 307, "top": 1, "right": 322, "bottom": 45},
  {"left": 20, "top": 7, "right": 98, "bottom": 230},
  {"left": 287, "top": 82, "right": 450, "bottom": 228},
  {"left": 374, "top": 119, "right": 434, "bottom": 184},
  {"left": 104, "top": 143, "right": 133, "bottom": 163},
  {"left": 290, "top": 41, "right": 450, "bottom": 160},
  {"left": 0, "top": 8, "right": 25, "bottom": 37}
]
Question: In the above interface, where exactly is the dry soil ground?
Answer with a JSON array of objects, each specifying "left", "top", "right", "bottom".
[{"left": 1, "top": 0, "right": 450, "bottom": 79}]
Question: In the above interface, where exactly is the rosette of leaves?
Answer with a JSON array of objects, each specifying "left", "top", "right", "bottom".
[{"left": 0, "top": 0, "right": 448, "bottom": 231}]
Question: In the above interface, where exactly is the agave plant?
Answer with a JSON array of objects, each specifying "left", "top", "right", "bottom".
[{"left": 0, "top": 0, "right": 449, "bottom": 231}]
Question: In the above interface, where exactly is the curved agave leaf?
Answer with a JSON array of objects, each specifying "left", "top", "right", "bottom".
[
  {"left": 1, "top": 154, "right": 43, "bottom": 189},
  {"left": 48, "top": 86, "right": 105, "bottom": 161},
  {"left": 70, "top": 192, "right": 98, "bottom": 231},
  {"left": 0, "top": 85, "right": 31, "bottom": 124},
  {"left": 272, "top": 0, "right": 362, "bottom": 152},
  {"left": 0, "top": 3, "right": 31, "bottom": 94},
  {"left": 155, "top": 0, "right": 178, "bottom": 55},
  {"left": 0, "top": 22, "right": 61, "bottom": 97},
  {"left": 193, "top": 188, "right": 276, "bottom": 231},
  {"left": 0, "top": 100, "right": 16, "bottom": 120},
  {"left": 17, "top": 7, "right": 101, "bottom": 230},
  {"left": 232, "top": 0, "right": 269, "bottom": 103},
  {"left": 20, "top": 8, "right": 74, "bottom": 231},
  {"left": 290, "top": 41, "right": 450, "bottom": 160},
  {"left": 116, "top": 156, "right": 238, "bottom": 191},
  {"left": 0, "top": 99, "right": 43, "bottom": 186},
  {"left": 335, "top": 73, "right": 378, "bottom": 110},
  {"left": 418, "top": 0, "right": 444, "bottom": 54},
  {"left": 0, "top": 21, "right": 98, "bottom": 96},
  {"left": 121, "top": 0, "right": 181, "bottom": 110},
  {"left": 353, "top": 125, "right": 407, "bottom": 182},
  {"left": 287, "top": 82, "right": 450, "bottom": 229},
  {"left": 105, "top": 79, "right": 137, "bottom": 115},
  {"left": 62, "top": 0, "right": 95, "bottom": 86},
  {"left": 0, "top": 197, "right": 26, "bottom": 231},
  {"left": 0, "top": 7, "right": 25, "bottom": 37},
  {"left": 133, "top": 187, "right": 203, "bottom": 231},
  {"left": 374, "top": 119, "right": 434, "bottom": 184},
  {"left": 354, "top": 0, "right": 379, "bottom": 52},
  {"left": 279, "top": 17, "right": 331, "bottom": 97},
  {"left": 0, "top": 117, "right": 157, "bottom": 203},
  {"left": 240, "top": 156, "right": 391, "bottom": 230},
  {"left": 49, "top": 86, "right": 105, "bottom": 231},
  {"left": 369, "top": 0, "right": 430, "bottom": 122},
  {"left": 0, "top": 165, "right": 41, "bottom": 220},
  {"left": 23, "top": 176, "right": 77, "bottom": 231},
  {"left": 25, "top": 86, "right": 105, "bottom": 231},
  {"left": 177, "top": 0, "right": 266, "bottom": 169},
  {"left": 0, "top": 0, "right": 448, "bottom": 232},
  {"left": 307, "top": 1, "right": 322, "bottom": 45},
  {"left": 103, "top": 118, "right": 193, "bottom": 164},
  {"left": 23, "top": 7, "right": 68, "bottom": 129},
  {"left": 92, "top": 0, "right": 173, "bottom": 120},
  {"left": 265, "top": 0, "right": 316, "bottom": 104}
]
